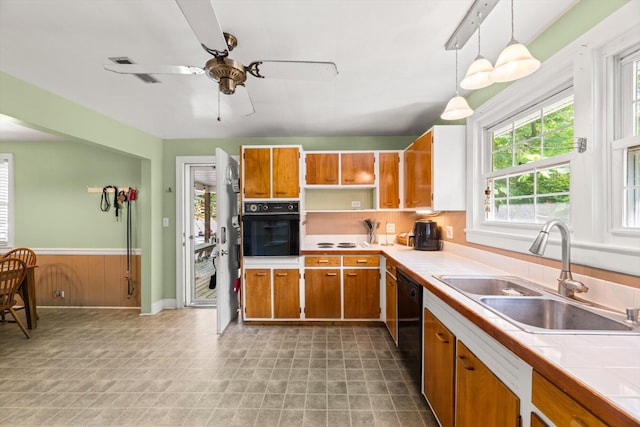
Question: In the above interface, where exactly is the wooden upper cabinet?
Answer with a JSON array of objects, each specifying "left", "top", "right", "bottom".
[
  {"left": 305, "top": 153, "right": 339, "bottom": 185},
  {"left": 379, "top": 152, "right": 400, "bottom": 208},
  {"left": 404, "top": 130, "right": 432, "bottom": 208},
  {"left": 243, "top": 148, "right": 271, "bottom": 198},
  {"left": 341, "top": 152, "right": 375, "bottom": 185},
  {"left": 455, "top": 341, "right": 520, "bottom": 427},
  {"left": 273, "top": 147, "right": 299, "bottom": 198}
]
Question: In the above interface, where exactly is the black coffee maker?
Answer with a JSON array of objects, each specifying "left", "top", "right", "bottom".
[{"left": 411, "top": 220, "right": 442, "bottom": 251}]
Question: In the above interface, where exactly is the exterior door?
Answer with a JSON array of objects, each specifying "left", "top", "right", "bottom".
[{"left": 216, "top": 148, "right": 240, "bottom": 334}]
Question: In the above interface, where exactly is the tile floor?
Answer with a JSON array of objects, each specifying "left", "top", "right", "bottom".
[{"left": 0, "top": 308, "right": 437, "bottom": 426}]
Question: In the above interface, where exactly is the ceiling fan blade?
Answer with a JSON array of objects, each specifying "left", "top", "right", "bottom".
[
  {"left": 248, "top": 61, "right": 338, "bottom": 81},
  {"left": 104, "top": 64, "right": 204, "bottom": 75},
  {"left": 226, "top": 85, "right": 255, "bottom": 116},
  {"left": 175, "top": 0, "right": 228, "bottom": 56}
]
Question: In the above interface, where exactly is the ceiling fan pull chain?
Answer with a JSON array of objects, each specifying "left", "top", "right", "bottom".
[{"left": 217, "top": 87, "right": 221, "bottom": 122}]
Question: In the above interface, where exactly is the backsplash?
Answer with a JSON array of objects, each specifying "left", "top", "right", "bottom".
[{"left": 305, "top": 211, "right": 421, "bottom": 235}]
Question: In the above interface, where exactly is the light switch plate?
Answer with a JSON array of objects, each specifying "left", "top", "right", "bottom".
[
  {"left": 351, "top": 200, "right": 361, "bottom": 208},
  {"left": 162, "top": 217, "right": 169, "bottom": 227},
  {"left": 446, "top": 226, "right": 453, "bottom": 239},
  {"left": 386, "top": 223, "right": 395, "bottom": 233}
]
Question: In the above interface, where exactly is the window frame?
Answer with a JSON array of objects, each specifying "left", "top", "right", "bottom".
[
  {"left": 466, "top": 15, "right": 640, "bottom": 277},
  {"left": 0, "top": 153, "right": 14, "bottom": 249}
]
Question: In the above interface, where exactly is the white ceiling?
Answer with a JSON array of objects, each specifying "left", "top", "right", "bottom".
[{"left": 0, "top": 0, "right": 576, "bottom": 141}]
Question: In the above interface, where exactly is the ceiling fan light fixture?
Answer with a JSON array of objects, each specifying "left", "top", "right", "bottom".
[
  {"left": 460, "top": 55, "right": 494, "bottom": 90},
  {"left": 491, "top": 40, "right": 540, "bottom": 83},
  {"left": 441, "top": 95, "right": 474, "bottom": 120}
]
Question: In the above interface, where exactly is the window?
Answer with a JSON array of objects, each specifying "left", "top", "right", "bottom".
[
  {"left": 486, "top": 94, "right": 574, "bottom": 224},
  {"left": 618, "top": 52, "right": 640, "bottom": 228},
  {"left": 0, "top": 154, "right": 13, "bottom": 248}
]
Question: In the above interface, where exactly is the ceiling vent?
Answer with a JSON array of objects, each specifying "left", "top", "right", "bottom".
[{"left": 108, "top": 57, "right": 159, "bottom": 83}]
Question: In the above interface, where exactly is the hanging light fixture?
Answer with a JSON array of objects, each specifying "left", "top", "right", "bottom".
[
  {"left": 460, "top": 13, "right": 494, "bottom": 90},
  {"left": 491, "top": 0, "right": 540, "bottom": 83},
  {"left": 441, "top": 46, "right": 473, "bottom": 121}
]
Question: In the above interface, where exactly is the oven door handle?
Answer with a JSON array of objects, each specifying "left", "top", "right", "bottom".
[{"left": 221, "top": 226, "right": 226, "bottom": 244}]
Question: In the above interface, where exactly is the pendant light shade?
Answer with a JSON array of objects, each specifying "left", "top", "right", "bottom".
[
  {"left": 441, "top": 47, "right": 473, "bottom": 121},
  {"left": 460, "top": 17, "right": 493, "bottom": 90},
  {"left": 491, "top": 0, "right": 540, "bottom": 83},
  {"left": 441, "top": 95, "right": 474, "bottom": 120},
  {"left": 491, "top": 40, "right": 540, "bottom": 82}
]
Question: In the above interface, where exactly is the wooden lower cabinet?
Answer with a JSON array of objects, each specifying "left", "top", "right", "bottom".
[
  {"left": 304, "top": 268, "right": 341, "bottom": 318},
  {"left": 273, "top": 269, "right": 300, "bottom": 319},
  {"left": 385, "top": 272, "right": 397, "bottom": 343},
  {"left": 532, "top": 371, "right": 607, "bottom": 427},
  {"left": 423, "top": 308, "right": 455, "bottom": 427},
  {"left": 530, "top": 412, "right": 549, "bottom": 427},
  {"left": 455, "top": 341, "right": 520, "bottom": 427},
  {"left": 244, "top": 269, "right": 272, "bottom": 318},
  {"left": 343, "top": 269, "right": 380, "bottom": 319}
]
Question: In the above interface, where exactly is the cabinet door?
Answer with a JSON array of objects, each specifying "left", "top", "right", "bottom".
[
  {"left": 455, "top": 341, "right": 520, "bottom": 427},
  {"left": 244, "top": 269, "right": 272, "bottom": 318},
  {"left": 304, "top": 269, "right": 341, "bottom": 318},
  {"left": 404, "top": 131, "right": 432, "bottom": 208},
  {"left": 343, "top": 269, "right": 380, "bottom": 319},
  {"left": 243, "top": 148, "right": 271, "bottom": 198},
  {"left": 385, "top": 272, "right": 397, "bottom": 343},
  {"left": 273, "top": 147, "right": 300, "bottom": 198},
  {"left": 379, "top": 152, "right": 400, "bottom": 208},
  {"left": 273, "top": 269, "right": 300, "bottom": 319},
  {"left": 305, "top": 153, "right": 339, "bottom": 185},
  {"left": 341, "top": 152, "right": 374, "bottom": 185},
  {"left": 423, "top": 309, "right": 455, "bottom": 427},
  {"left": 530, "top": 412, "right": 549, "bottom": 427}
]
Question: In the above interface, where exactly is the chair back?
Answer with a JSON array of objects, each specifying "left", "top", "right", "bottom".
[
  {"left": 0, "top": 257, "right": 27, "bottom": 309},
  {"left": 2, "top": 247, "right": 36, "bottom": 266}
]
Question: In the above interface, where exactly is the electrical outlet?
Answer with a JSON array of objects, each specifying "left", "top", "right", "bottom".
[
  {"left": 351, "top": 200, "right": 361, "bottom": 208},
  {"left": 54, "top": 290, "right": 64, "bottom": 298},
  {"left": 386, "top": 223, "right": 396, "bottom": 233},
  {"left": 446, "top": 226, "right": 453, "bottom": 239},
  {"left": 162, "top": 217, "right": 169, "bottom": 227}
]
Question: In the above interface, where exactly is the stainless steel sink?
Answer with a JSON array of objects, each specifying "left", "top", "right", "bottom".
[
  {"left": 435, "top": 275, "right": 543, "bottom": 296},
  {"left": 479, "top": 297, "right": 635, "bottom": 332}
]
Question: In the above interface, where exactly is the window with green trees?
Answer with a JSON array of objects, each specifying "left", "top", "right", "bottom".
[{"left": 487, "top": 94, "right": 574, "bottom": 223}]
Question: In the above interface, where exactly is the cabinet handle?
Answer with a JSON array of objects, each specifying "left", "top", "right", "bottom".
[
  {"left": 347, "top": 273, "right": 358, "bottom": 277},
  {"left": 411, "top": 200, "right": 420, "bottom": 203},
  {"left": 356, "top": 259, "right": 368, "bottom": 264},
  {"left": 435, "top": 332, "right": 449, "bottom": 344},
  {"left": 457, "top": 355, "right": 475, "bottom": 371},
  {"left": 255, "top": 192, "right": 267, "bottom": 195},
  {"left": 325, "top": 178, "right": 337, "bottom": 182},
  {"left": 326, "top": 273, "right": 337, "bottom": 277},
  {"left": 275, "top": 191, "right": 287, "bottom": 195},
  {"left": 383, "top": 202, "right": 392, "bottom": 206},
  {"left": 317, "top": 259, "right": 329, "bottom": 264},
  {"left": 569, "top": 417, "right": 588, "bottom": 427},
  {"left": 276, "top": 272, "right": 288, "bottom": 277},
  {"left": 344, "top": 178, "right": 354, "bottom": 182},
  {"left": 255, "top": 272, "right": 267, "bottom": 277}
]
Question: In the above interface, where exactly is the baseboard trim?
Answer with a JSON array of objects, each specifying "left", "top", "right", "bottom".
[
  {"left": 22, "top": 248, "right": 142, "bottom": 256},
  {"left": 146, "top": 299, "right": 177, "bottom": 315}
]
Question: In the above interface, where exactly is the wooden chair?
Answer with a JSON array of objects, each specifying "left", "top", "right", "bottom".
[
  {"left": 1, "top": 248, "right": 36, "bottom": 313},
  {"left": 0, "top": 257, "right": 30, "bottom": 338}
]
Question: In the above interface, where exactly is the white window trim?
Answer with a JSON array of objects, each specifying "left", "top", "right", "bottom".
[
  {"left": 466, "top": 6, "right": 640, "bottom": 277},
  {"left": 0, "top": 153, "right": 14, "bottom": 249}
]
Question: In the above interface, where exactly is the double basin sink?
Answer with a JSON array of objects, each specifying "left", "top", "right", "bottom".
[{"left": 434, "top": 275, "right": 639, "bottom": 334}]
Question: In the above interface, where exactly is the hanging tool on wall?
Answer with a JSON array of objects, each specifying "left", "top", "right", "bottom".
[
  {"left": 100, "top": 185, "right": 120, "bottom": 218},
  {"left": 125, "top": 187, "right": 136, "bottom": 299}
]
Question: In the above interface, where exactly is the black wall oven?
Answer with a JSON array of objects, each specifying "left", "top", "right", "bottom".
[{"left": 242, "top": 201, "right": 300, "bottom": 257}]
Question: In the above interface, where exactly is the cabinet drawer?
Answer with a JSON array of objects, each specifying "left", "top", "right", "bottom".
[
  {"left": 305, "top": 256, "right": 341, "bottom": 267},
  {"left": 532, "top": 371, "right": 607, "bottom": 427},
  {"left": 343, "top": 256, "right": 379, "bottom": 267},
  {"left": 385, "top": 257, "right": 397, "bottom": 277}
]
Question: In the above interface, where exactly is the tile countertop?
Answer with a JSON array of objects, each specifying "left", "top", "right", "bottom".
[{"left": 300, "top": 238, "right": 640, "bottom": 425}]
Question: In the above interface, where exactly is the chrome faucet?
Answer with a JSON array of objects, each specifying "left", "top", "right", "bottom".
[{"left": 529, "top": 219, "right": 588, "bottom": 298}]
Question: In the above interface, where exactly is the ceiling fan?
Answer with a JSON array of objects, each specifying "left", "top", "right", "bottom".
[{"left": 104, "top": 0, "right": 338, "bottom": 116}]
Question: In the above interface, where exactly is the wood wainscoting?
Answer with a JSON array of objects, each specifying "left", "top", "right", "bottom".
[{"left": 35, "top": 253, "right": 141, "bottom": 307}]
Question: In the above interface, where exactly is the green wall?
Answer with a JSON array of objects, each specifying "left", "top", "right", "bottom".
[{"left": 0, "top": 140, "right": 142, "bottom": 248}]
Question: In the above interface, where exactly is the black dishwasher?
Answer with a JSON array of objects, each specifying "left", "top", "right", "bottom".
[{"left": 396, "top": 269, "right": 423, "bottom": 390}]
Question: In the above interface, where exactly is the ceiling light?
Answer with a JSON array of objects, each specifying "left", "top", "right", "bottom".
[
  {"left": 460, "top": 15, "right": 493, "bottom": 90},
  {"left": 491, "top": 0, "right": 540, "bottom": 83},
  {"left": 441, "top": 47, "right": 473, "bottom": 121}
]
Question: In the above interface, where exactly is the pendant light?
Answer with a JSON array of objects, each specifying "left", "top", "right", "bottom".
[
  {"left": 491, "top": 0, "right": 540, "bottom": 83},
  {"left": 441, "top": 46, "right": 473, "bottom": 121},
  {"left": 460, "top": 14, "right": 494, "bottom": 90}
]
